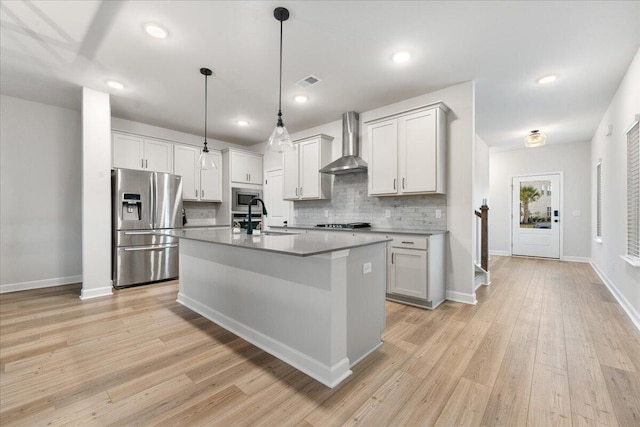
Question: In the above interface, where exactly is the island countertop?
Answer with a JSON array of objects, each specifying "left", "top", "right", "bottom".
[
  {"left": 158, "top": 228, "right": 390, "bottom": 257},
  {"left": 270, "top": 225, "right": 448, "bottom": 236}
]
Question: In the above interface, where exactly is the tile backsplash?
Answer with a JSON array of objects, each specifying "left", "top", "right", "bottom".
[
  {"left": 183, "top": 201, "right": 219, "bottom": 226},
  {"left": 293, "top": 173, "right": 447, "bottom": 230}
]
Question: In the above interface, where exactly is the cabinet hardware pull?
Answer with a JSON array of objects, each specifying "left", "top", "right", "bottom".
[
  {"left": 146, "top": 159, "right": 148, "bottom": 168},
  {"left": 196, "top": 189, "right": 198, "bottom": 198},
  {"left": 300, "top": 187, "right": 303, "bottom": 196},
  {"left": 402, "top": 178, "right": 405, "bottom": 189},
  {"left": 391, "top": 253, "right": 395, "bottom": 264},
  {"left": 295, "top": 188, "right": 298, "bottom": 196},
  {"left": 401, "top": 241, "right": 414, "bottom": 244},
  {"left": 393, "top": 178, "right": 396, "bottom": 190},
  {"left": 202, "top": 190, "right": 205, "bottom": 197},
  {"left": 141, "top": 159, "right": 144, "bottom": 168}
]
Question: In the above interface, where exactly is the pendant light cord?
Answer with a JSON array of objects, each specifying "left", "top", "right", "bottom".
[
  {"left": 203, "top": 73, "right": 209, "bottom": 151},
  {"left": 278, "top": 18, "right": 283, "bottom": 122}
]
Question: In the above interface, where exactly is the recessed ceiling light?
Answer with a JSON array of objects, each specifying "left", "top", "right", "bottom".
[
  {"left": 106, "top": 80, "right": 125, "bottom": 90},
  {"left": 537, "top": 74, "right": 558, "bottom": 84},
  {"left": 392, "top": 51, "right": 411, "bottom": 63},
  {"left": 236, "top": 120, "right": 249, "bottom": 126},
  {"left": 293, "top": 95, "right": 308, "bottom": 103},
  {"left": 144, "top": 23, "right": 168, "bottom": 39}
]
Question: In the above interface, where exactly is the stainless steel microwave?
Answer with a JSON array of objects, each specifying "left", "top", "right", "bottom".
[{"left": 231, "top": 187, "right": 262, "bottom": 212}]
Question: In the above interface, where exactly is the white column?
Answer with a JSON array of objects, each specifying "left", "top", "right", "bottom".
[{"left": 80, "top": 87, "right": 113, "bottom": 299}]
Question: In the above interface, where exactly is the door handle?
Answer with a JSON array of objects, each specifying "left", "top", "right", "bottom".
[
  {"left": 124, "top": 231, "right": 152, "bottom": 235},
  {"left": 124, "top": 244, "right": 178, "bottom": 251}
]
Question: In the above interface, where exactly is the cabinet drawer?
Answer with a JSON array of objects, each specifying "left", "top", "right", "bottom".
[{"left": 388, "top": 235, "right": 427, "bottom": 250}]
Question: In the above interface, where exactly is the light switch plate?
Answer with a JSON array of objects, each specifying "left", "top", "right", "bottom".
[
  {"left": 362, "top": 262, "right": 372, "bottom": 274},
  {"left": 435, "top": 209, "right": 442, "bottom": 219}
]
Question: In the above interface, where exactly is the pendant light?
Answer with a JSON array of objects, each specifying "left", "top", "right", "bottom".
[
  {"left": 198, "top": 67, "right": 217, "bottom": 169},
  {"left": 524, "top": 130, "right": 547, "bottom": 148},
  {"left": 267, "top": 7, "right": 295, "bottom": 153}
]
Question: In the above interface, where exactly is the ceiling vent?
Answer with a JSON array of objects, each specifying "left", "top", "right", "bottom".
[{"left": 297, "top": 75, "right": 321, "bottom": 88}]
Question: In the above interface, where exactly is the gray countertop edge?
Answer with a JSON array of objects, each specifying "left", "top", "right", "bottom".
[
  {"left": 270, "top": 225, "right": 448, "bottom": 236},
  {"left": 155, "top": 229, "right": 391, "bottom": 257}
]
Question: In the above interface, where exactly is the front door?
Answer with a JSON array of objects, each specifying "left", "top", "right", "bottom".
[
  {"left": 512, "top": 174, "right": 560, "bottom": 258},
  {"left": 264, "top": 169, "right": 290, "bottom": 228}
]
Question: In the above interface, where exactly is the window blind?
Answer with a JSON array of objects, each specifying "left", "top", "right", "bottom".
[{"left": 627, "top": 120, "right": 639, "bottom": 259}]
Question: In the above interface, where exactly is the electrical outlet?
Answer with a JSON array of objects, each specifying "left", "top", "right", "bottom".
[
  {"left": 362, "top": 262, "right": 372, "bottom": 274},
  {"left": 385, "top": 209, "right": 391, "bottom": 218},
  {"left": 324, "top": 210, "right": 329, "bottom": 218},
  {"left": 435, "top": 209, "right": 442, "bottom": 219}
]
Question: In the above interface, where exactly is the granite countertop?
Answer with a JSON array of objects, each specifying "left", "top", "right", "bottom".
[
  {"left": 156, "top": 228, "right": 390, "bottom": 257},
  {"left": 270, "top": 225, "right": 447, "bottom": 236},
  {"left": 178, "top": 224, "right": 230, "bottom": 230}
]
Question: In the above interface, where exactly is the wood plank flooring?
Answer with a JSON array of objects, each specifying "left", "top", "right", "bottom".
[{"left": 1, "top": 256, "right": 639, "bottom": 426}]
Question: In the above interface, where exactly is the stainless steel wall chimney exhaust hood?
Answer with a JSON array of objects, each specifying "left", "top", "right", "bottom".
[{"left": 319, "top": 111, "right": 367, "bottom": 175}]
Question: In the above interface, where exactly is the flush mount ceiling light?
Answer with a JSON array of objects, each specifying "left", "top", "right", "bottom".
[
  {"left": 392, "top": 51, "right": 411, "bottom": 63},
  {"left": 144, "top": 23, "right": 168, "bottom": 39},
  {"left": 537, "top": 74, "right": 558, "bottom": 84},
  {"left": 524, "top": 130, "right": 547, "bottom": 147},
  {"left": 197, "top": 67, "right": 217, "bottom": 170},
  {"left": 236, "top": 120, "right": 249, "bottom": 126},
  {"left": 293, "top": 95, "right": 308, "bottom": 103},
  {"left": 106, "top": 80, "right": 125, "bottom": 90},
  {"left": 267, "top": 7, "right": 295, "bottom": 153}
]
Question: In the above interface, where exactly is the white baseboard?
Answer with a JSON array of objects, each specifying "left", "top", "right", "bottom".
[
  {"left": 0, "top": 275, "right": 82, "bottom": 294},
  {"left": 489, "top": 250, "right": 510, "bottom": 256},
  {"left": 79, "top": 285, "right": 113, "bottom": 300},
  {"left": 177, "top": 292, "right": 352, "bottom": 388},
  {"left": 446, "top": 290, "right": 477, "bottom": 305},
  {"left": 590, "top": 262, "right": 640, "bottom": 332},
  {"left": 562, "top": 256, "right": 592, "bottom": 263}
]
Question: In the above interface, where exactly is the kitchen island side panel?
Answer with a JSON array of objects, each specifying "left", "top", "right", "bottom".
[{"left": 176, "top": 238, "right": 386, "bottom": 387}]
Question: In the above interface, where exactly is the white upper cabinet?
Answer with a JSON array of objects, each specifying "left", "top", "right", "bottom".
[
  {"left": 230, "top": 150, "right": 262, "bottom": 185},
  {"left": 283, "top": 134, "right": 333, "bottom": 200},
  {"left": 174, "top": 145, "right": 221, "bottom": 202},
  {"left": 367, "top": 103, "right": 448, "bottom": 196},
  {"left": 112, "top": 132, "right": 173, "bottom": 173}
]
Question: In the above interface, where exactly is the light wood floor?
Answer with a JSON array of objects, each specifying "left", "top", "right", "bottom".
[{"left": 1, "top": 256, "right": 639, "bottom": 426}]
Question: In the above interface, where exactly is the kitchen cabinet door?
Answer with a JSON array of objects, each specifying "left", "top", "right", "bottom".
[
  {"left": 388, "top": 247, "right": 428, "bottom": 299},
  {"left": 399, "top": 109, "right": 437, "bottom": 193},
  {"left": 247, "top": 154, "right": 262, "bottom": 184},
  {"left": 299, "top": 139, "right": 320, "bottom": 199},
  {"left": 200, "top": 151, "right": 222, "bottom": 201},
  {"left": 368, "top": 120, "right": 398, "bottom": 195},
  {"left": 282, "top": 147, "right": 299, "bottom": 200},
  {"left": 230, "top": 151, "right": 262, "bottom": 184},
  {"left": 112, "top": 133, "right": 144, "bottom": 170},
  {"left": 144, "top": 139, "right": 173, "bottom": 173},
  {"left": 174, "top": 145, "right": 199, "bottom": 200}
]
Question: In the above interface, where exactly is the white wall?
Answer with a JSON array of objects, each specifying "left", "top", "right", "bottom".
[
  {"left": 0, "top": 95, "right": 83, "bottom": 292},
  {"left": 80, "top": 88, "right": 113, "bottom": 299},
  {"left": 591, "top": 48, "right": 640, "bottom": 326},
  {"left": 489, "top": 141, "right": 591, "bottom": 260},
  {"left": 474, "top": 135, "right": 490, "bottom": 208},
  {"left": 252, "top": 82, "right": 478, "bottom": 304}
]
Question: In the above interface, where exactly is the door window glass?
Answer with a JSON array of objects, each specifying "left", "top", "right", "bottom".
[{"left": 519, "top": 180, "right": 552, "bottom": 229}]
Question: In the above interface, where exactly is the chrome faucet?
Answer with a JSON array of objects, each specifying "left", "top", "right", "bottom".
[{"left": 247, "top": 197, "right": 267, "bottom": 235}]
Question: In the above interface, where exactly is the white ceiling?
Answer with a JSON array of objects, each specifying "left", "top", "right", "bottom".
[{"left": 1, "top": 1, "right": 639, "bottom": 149}]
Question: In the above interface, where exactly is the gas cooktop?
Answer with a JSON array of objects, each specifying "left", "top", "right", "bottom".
[{"left": 315, "top": 222, "right": 371, "bottom": 229}]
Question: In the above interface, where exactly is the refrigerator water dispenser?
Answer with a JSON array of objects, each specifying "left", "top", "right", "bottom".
[{"left": 122, "top": 193, "right": 141, "bottom": 221}]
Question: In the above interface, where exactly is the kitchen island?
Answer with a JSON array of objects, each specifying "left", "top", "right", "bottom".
[{"left": 161, "top": 228, "right": 390, "bottom": 388}]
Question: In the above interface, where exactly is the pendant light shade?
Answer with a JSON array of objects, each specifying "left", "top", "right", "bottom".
[
  {"left": 198, "top": 67, "right": 217, "bottom": 169},
  {"left": 524, "top": 129, "right": 547, "bottom": 148},
  {"left": 267, "top": 7, "right": 296, "bottom": 153}
]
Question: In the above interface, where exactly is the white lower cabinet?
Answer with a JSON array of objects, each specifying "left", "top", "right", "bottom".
[
  {"left": 174, "top": 145, "right": 222, "bottom": 202},
  {"left": 386, "top": 233, "right": 445, "bottom": 309}
]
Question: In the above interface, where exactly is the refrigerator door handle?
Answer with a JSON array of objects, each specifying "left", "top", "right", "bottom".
[
  {"left": 124, "top": 231, "right": 153, "bottom": 235},
  {"left": 123, "top": 244, "right": 178, "bottom": 251}
]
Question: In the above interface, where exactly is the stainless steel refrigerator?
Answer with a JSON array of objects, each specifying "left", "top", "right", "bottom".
[{"left": 112, "top": 168, "right": 183, "bottom": 288}]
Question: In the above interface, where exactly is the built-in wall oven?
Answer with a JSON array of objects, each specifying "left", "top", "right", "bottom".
[{"left": 232, "top": 187, "right": 262, "bottom": 212}]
